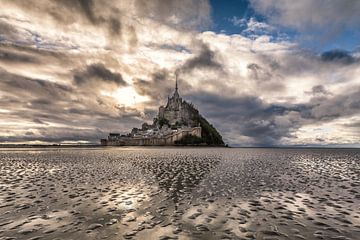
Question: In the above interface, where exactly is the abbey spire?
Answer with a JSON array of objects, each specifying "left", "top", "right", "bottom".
[
  {"left": 173, "top": 72, "right": 180, "bottom": 99},
  {"left": 175, "top": 73, "right": 178, "bottom": 93}
]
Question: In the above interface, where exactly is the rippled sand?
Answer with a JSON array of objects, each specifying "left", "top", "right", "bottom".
[{"left": 0, "top": 147, "right": 359, "bottom": 240}]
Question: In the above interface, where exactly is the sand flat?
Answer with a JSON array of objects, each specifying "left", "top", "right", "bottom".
[{"left": 0, "top": 147, "right": 359, "bottom": 239}]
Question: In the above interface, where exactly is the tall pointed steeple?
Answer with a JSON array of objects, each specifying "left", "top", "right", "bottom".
[
  {"left": 173, "top": 72, "right": 180, "bottom": 99},
  {"left": 175, "top": 72, "right": 178, "bottom": 93}
]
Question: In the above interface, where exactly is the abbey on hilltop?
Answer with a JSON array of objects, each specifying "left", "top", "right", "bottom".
[{"left": 101, "top": 75, "right": 224, "bottom": 146}]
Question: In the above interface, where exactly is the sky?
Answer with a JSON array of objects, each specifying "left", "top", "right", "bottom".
[{"left": 0, "top": 0, "right": 360, "bottom": 147}]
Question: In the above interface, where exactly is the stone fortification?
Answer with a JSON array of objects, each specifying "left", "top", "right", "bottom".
[{"left": 101, "top": 75, "right": 224, "bottom": 146}]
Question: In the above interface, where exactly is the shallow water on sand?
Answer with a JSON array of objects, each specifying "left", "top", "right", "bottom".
[{"left": 0, "top": 147, "right": 359, "bottom": 240}]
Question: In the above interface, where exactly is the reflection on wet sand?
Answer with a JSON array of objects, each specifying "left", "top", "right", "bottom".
[
  {"left": 0, "top": 147, "right": 359, "bottom": 239},
  {"left": 134, "top": 154, "right": 220, "bottom": 204}
]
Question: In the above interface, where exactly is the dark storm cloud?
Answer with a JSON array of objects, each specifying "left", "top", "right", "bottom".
[
  {"left": 57, "top": 0, "right": 123, "bottom": 35},
  {"left": 71, "top": 0, "right": 97, "bottom": 24},
  {"left": 6, "top": 0, "right": 123, "bottom": 39},
  {"left": 178, "top": 42, "right": 223, "bottom": 73},
  {"left": 133, "top": 69, "right": 174, "bottom": 101},
  {"left": 305, "top": 85, "right": 331, "bottom": 96},
  {"left": 42, "top": 0, "right": 98, "bottom": 24},
  {"left": 0, "top": 48, "right": 39, "bottom": 63},
  {"left": 250, "top": 51, "right": 319, "bottom": 82},
  {"left": 245, "top": 60, "right": 286, "bottom": 93},
  {"left": 186, "top": 87, "right": 360, "bottom": 146},
  {"left": 1, "top": 44, "right": 57, "bottom": 57},
  {"left": 0, "top": 20, "right": 29, "bottom": 42},
  {"left": 0, "top": 68, "right": 72, "bottom": 100},
  {"left": 74, "top": 63, "right": 127, "bottom": 86},
  {"left": 187, "top": 92, "right": 302, "bottom": 146},
  {"left": 31, "top": 98, "right": 53, "bottom": 106},
  {"left": 311, "top": 85, "right": 328, "bottom": 95},
  {"left": 127, "top": 25, "right": 138, "bottom": 51},
  {"left": 33, "top": 118, "right": 46, "bottom": 125},
  {"left": 133, "top": 68, "right": 195, "bottom": 105},
  {"left": 321, "top": 50, "right": 357, "bottom": 64},
  {"left": 239, "top": 121, "right": 290, "bottom": 146},
  {"left": 247, "top": 63, "right": 272, "bottom": 82},
  {"left": 0, "top": 21, "right": 15, "bottom": 34},
  {"left": 0, "top": 43, "right": 74, "bottom": 69},
  {"left": 309, "top": 88, "right": 360, "bottom": 120}
]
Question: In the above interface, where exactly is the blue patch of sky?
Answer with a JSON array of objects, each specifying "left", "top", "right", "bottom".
[
  {"left": 319, "top": 29, "right": 360, "bottom": 53},
  {"left": 209, "top": 0, "right": 253, "bottom": 34},
  {"left": 159, "top": 44, "right": 192, "bottom": 54},
  {"left": 208, "top": 0, "right": 359, "bottom": 53},
  {"left": 208, "top": 0, "right": 296, "bottom": 43}
]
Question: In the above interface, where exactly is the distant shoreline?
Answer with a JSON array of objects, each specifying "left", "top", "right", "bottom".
[
  {"left": 0, "top": 144, "right": 227, "bottom": 148},
  {"left": 0, "top": 144, "right": 359, "bottom": 149},
  {"left": 0, "top": 144, "right": 102, "bottom": 148}
]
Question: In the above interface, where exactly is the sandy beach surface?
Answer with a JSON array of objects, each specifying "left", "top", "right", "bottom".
[{"left": 0, "top": 147, "right": 359, "bottom": 240}]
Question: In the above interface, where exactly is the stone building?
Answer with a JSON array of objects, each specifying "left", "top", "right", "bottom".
[
  {"left": 104, "top": 127, "right": 201, "bottom": 146},
  {"left": 157, "top": 76, "right": 199, "bottom": 127},
  {"left": 101, "top": 74, "right": 224, "bottom": 146}
]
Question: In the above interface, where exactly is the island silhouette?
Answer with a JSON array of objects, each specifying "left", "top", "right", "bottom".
[{"left": 101, "top": 74, "right": 224, "bottom": 146}]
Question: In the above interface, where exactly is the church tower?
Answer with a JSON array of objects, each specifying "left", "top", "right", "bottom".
[{"left": 173, "top": 72, "right": 180, "bottom": 99}]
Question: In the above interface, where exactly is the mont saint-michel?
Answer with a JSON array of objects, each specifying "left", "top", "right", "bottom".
[
  {"left": 2, "top": 1, "right": 360, "bottom": 240},
  {"left": 101, "top": 77, "right": 224, "bottom": 146}
]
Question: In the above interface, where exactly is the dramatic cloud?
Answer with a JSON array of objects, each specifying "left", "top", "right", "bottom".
[
  {"left": 74, "top": 63, "right": 127, "bottom": 86},
  {"left": 0, "top": 47, "right": 38, "bottom": 64},
  {"left": 251, "top": 0, "right": 360, "bottom": 40},
  {"left": 185, "top": 91, "right": 304, "bottom": 146},
  {"left": 133, "top": 69, "right": 175, "bottom": 102},
  {"left": 0, "top": 0, "right": 359, "bottom": 146},
  {"left": 321, "top": 50, "right": 357, "bottom": 64},
  {"left": 178, "top": 42, "right": 223, "bottom": 74},
  {"left": 229, "top": 17, "right": 276, "bottom": 38},
  {"left": 188, "top": 86, "right": 360, "bottom": 146},
  {"left": 306, "top": 85, "right": 331, "bottom": 96},
  {"left": 134, "top": 0, "right": 211, "bottom": 30}
]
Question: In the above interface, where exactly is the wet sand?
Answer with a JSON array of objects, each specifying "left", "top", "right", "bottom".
[{"left": 0, "top": 147, "right": 359, "bottom": 240}]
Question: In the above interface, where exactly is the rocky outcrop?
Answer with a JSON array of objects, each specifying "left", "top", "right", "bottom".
[
  {"left": 153, "top": 80, "right": 224, "bottom": 146},
  {"left": 102, "top": 76, "right": 224, "bottom": 146}
]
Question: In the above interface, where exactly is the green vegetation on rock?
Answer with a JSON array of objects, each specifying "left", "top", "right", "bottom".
[
  {"left": 198, "top": 115, "right": 224, "bottom": 145},
  {"left": 158, "top": 117, "right": 170, "bottom": 128}
]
